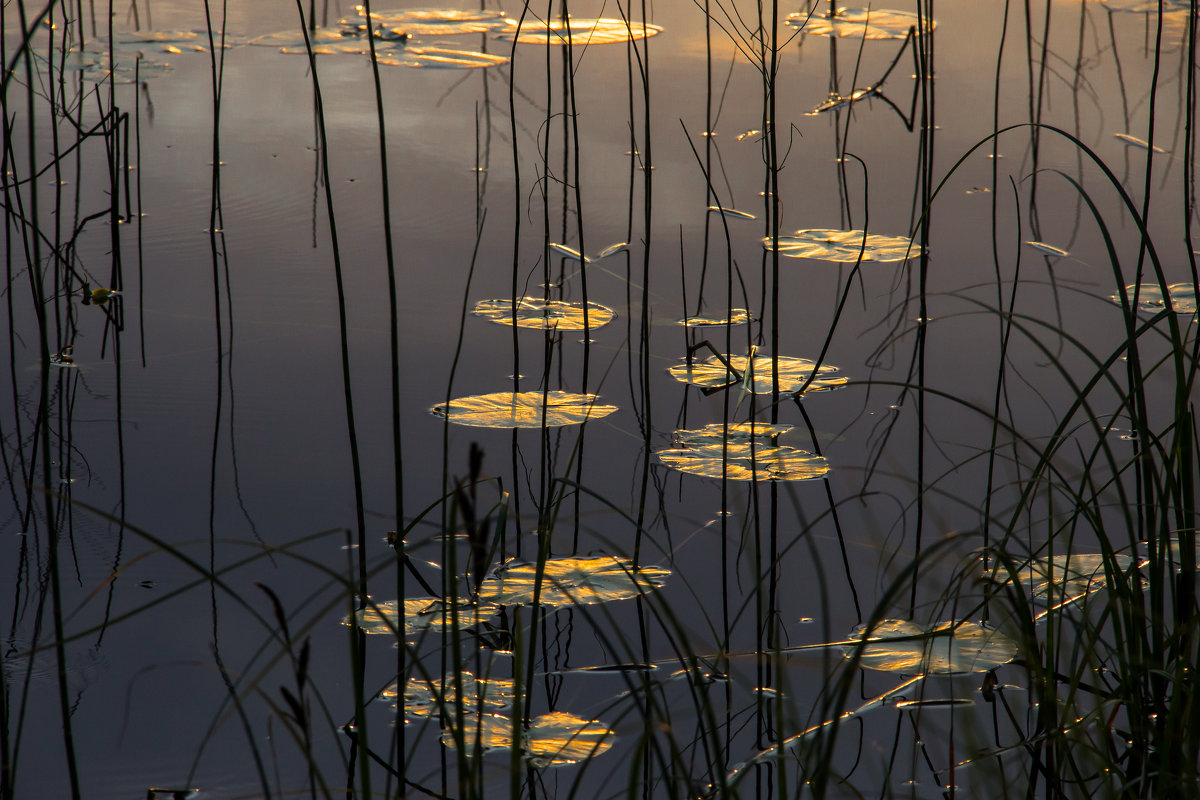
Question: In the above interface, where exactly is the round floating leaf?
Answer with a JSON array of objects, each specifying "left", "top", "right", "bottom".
[
  {"left": 673, "top": 422, "right": 794, "bottom": 447},
  {"left": 843, "top": 620, "right": 1018, "bottom": 675},
  {"left": 351, "top": 6, "right": 508, "bottom": 34},
  {"left": 997, "top": 554, "right": 1135, "bottom": 598},
  {"left": 431, "top": 391, "right": 617, "bottom": 428},
  {"left": 477, "top": 556, "right": 670, "bottom": 607},
  {"left": 1111, "top": 283, "right": 1198, "bottom": 315},
  {"left": 473, "top": 298, "right": 615, "bottom": 330},
  {"left": 766, "top": 229, "right": 920, "bottom": 262},
  {"left": 657, "top": 440, "right": 829, "bottom": 482},
  {"left": 677, "top": 309, "right": 754, "bottom": 327},
  {"left": 378, "top": 46, "right": 509, "bottom": 68},
  {"left": 443, "top": 712, "right": 615, "bottom": 766},
  {"left": 524, "top": 712, "right": 616, "bottom": 767},
  {"left": 668, "top": 353, "right": 847, "bottom": 395},
  {"left": 495, "top": 17, "right": 663, "bottom": 45},
  {"left": 788, "top": 7, "right": 935, "bottom": 38},
  {"left": 346, "top": 597, "right": 497, "bottom": 636},
  {"left": 384, "top": 671, "right": 514, "bottom": 719}
]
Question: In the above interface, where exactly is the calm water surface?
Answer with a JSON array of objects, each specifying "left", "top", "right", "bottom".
[{"left": 1, "top": 0, "right": 1193, "bottom": 796}]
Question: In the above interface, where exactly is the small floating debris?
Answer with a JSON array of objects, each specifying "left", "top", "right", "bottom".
[
  {"left": 495, "top": 17, "right": 663, "bottom": 45},
  {"left": 736, "top": 129, "right": 761, "bottom": 141},
  {"left": 808, "top": 86, "right": 877, "bottom": 115},
  {"left": 843, "top": 619, "right": 1018, "bottom": 674},
  {"left": 473, "top": 298, "right": 615, "bottom": 331},
  {"left": 768, "top": 228, "right": 920, "bottom": 262},
  {"left": 893, "top": 697, "right": 975, "bottom": 710},
  {"left": 707, "top": 206, "right": 756, "bottom": 220},
  {"left": 430, "top": 391, "right": 618, "bottom": 428},
  {"left": 477, "top": 556, "right": 670, "bottom": 607},
  {"left": 346, "top": 597, "right": 499, "bottom": 636},
  {"left": 668, "top": 353, "right": 847, "bottom": 395},
  {"left": 548, "top": 242, "right": 588, "bottom": 262},
  {"left": 676, "top": 308, "right": 754, "bottom": 327},
  {"left": 443, "top": 711, "right": 615, "bottom": 767},
  {"left": 1114, "top": 132, "right": 1166, "bottom": 153},
  {"left": 1111, "top": 282, "right": 1197, "bottom": 315},
  {"left": 49, "top": 346, "right": 76, "bottom": 368},
  {"left": 86, "top": 287, "right": 120, "bottom": 305},
  {"left": 1024, "top": 241, "right": 1069, "bottom": 257},
  {"left": 788, "top": 7, "right": 935, "bottom": 39},
  {"left": 596, "top": 242, "right": 629, "bottom": 259}
]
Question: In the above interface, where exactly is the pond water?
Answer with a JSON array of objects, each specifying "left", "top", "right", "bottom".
[{"left": 3, "top": 0, "right": 1198, "bottom": 797}]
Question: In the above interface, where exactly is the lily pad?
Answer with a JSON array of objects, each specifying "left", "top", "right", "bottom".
[
  {"left": 345, "top": 597, "right": 498, "bottom": 636},
  {"left": 477, "top": 556, "right": 670, "bottom": 607},
  {"left": 668, "top": 353, "right": 847, "bottom": 395},
  {"left": 430, "top": 391, "right": 617, "bottom": 428},
  {"left": 495, "top": 17, "right": 663, "bottom": 45},
  {"left": 996, "top": 554, "right": 1135, "bottom": 598},
  {"left": 657, "top": 439, "right": 830, "bottom": 482},
  {"left": 788, "top": 7, "right": 935, "bottom": 39},
  {"left": 351, "top": 6, "right": 508, "bottom": 35},
  {"left": 473, "top": 298, "right": 615, "bottom": 330},
  {"left": 443, "top": 711, "right": 615, "bottom": 766},
  {"left": 378, "top": 46, "right": 509, "bottom": 68},
  {"left": 384, "top": 671, "right": 514, "bottom": 718},
  {"left": 673, "top": 422, "right": 794, "bottom": 447},
  {"left": 1111, "top": 283, "right": 1198, "bottom": 315},
  {"left": 676, "top": 308, "right": 754, "bottom": 327},
  {"left": 767, "top": 228, "right": 920, "bottom": 262},
  {"left": 843, "top": 619, "right": 1018, "bottom": 675}
]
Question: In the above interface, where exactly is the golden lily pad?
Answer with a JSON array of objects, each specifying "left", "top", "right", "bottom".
[
  {"left": 788, "top": 7, "right": 935, "bottom": 39},
  {"left": 383, "top": 671, "right": 514, "bottom": 718},
  {"left": 843, "top": 620, "right": 1018, "bottom": 675},
  {"left": 350, "top": 6, "right": 508, "bottom": 35},
  {"left": 495, "top": 17, "right": 663, "bottom": 45},
  {"left": 657, "top": 439, "right": 829, "bottom": 482},
  {"left": 249, "top": 29, "right": 376, "bottom": 53},
  {"left": 1111, "top": 283, "right": 1197, "bottom": 315},
  {"left": 378, "top": 46, "right": 509, "bottom": 68},
  {"left": 430, "top": 391, "right": 617, "bottom": 428},
  {"left": 994, "top": 554, "right": 1135, "bottom": 598},
  {"left": 477, "top": 556, "right": 670, "bottom": 607},
  {"left": 345, "top": 597, "right": 497, "bottom": 636},
  {"left": 673, "top": 422, "right": 794, "bottom": 447},
  {"left": 766, "top": 228, "right": 920, "bottom": 262},
  {"left": 668, "top": 353, "right": 847, "bottom": 395},
  {"left": 443, "top": 711, "right": 615, "bottom": 766},
  {"left": 676, "top": 309, "right": 754, "bottom": 327},
  {"left": 473, "top": 298, "right": 615, "bottom": 330}
]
